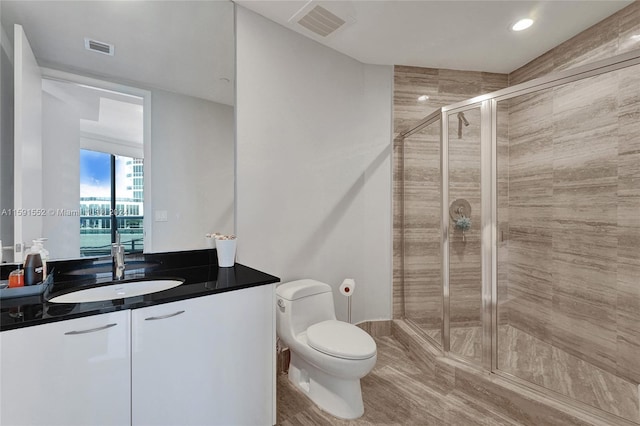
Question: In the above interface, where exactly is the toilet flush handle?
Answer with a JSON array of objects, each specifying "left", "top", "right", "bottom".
[{"left": 277, "top": 299, "right": 285, "bottom": 312}]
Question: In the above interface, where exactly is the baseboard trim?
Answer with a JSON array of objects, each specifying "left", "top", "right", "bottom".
[{"left": 355, "top": 319, "right": 392, "bottom": 337}]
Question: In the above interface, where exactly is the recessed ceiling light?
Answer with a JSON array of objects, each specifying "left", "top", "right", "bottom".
[
  {"left": 511, "top": 18, "right": 534, "bottom": 32},
  {"left": 631, "top": 34, "right": 640, "bottom": 40},
  {"left": 418, "top": 95, "right": 429, "bottom": 102}
]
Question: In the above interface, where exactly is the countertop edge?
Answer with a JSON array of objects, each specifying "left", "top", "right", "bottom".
[{"left": 1, "top": 262, "right": 280, "bottom": 332}]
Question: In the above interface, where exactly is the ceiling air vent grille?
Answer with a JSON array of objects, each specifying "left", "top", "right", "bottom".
[
  {"left": 84, "top": 38, "right": 114, "bottom": 56},
  {"left": 297, "top": 5, "right": 346, "bottom": 37}
]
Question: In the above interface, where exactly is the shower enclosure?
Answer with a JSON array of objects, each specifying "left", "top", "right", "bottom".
[{"left": 397, "top": 49, "right": 640, "bottom": 424}]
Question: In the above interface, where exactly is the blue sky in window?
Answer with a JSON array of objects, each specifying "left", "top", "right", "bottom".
[{"left": 80, "top": 150, "right": 134, "bottom": 199}]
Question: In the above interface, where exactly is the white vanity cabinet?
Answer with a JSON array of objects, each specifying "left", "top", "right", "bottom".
[
  {"left": 131, "top": 283, "right": 275, "bottom": 426},
  {"left": 0, "top": 310, "right": 131, "bottom": 426},
  {"left": 0, "top": 283, "right": 275, "bottom": 426}
]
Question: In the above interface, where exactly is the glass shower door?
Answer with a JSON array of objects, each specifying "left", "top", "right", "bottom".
[
  {"left": 445, "top": 106, "right": 483, "bottom": 362},
  {"left": 401, "top": 114, "right": 443, "bottom": 346},
  {"left": 494, "top": 64, "right": 640, "bottom": 423}
]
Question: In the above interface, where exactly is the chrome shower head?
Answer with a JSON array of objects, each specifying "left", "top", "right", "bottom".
[
  {"left": 457, "top": 112, "right": 469, "bottom": 127},
  {"left": 457, "top": 112, "right": 469, "bottom": 139}
]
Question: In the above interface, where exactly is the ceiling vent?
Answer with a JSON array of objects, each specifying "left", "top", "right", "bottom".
[
  {"left": 84, "top": 38, "right": 114, "bottom": 56},
  {"left": 296, "top": 5, "right": 346, "bottom": 37}
]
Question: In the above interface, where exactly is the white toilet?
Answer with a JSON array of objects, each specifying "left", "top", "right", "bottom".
[{"left": 276, "top": 279, "right": 377, "bottom": 419}]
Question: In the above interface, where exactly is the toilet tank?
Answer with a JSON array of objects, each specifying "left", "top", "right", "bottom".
[{"left": 276, "top": 279, "right": 337, "bottom": 338}]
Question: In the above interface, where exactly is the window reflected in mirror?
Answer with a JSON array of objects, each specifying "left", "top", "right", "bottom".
[
  {"left": 41, "top": 76, "right": 147, "bottom": 259},
  {"left": 79, "top": 150, "right": 144, "bottom": 256}
]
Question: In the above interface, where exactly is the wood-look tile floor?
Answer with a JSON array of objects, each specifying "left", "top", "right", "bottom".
[{"left": 277, "top": 336, "right": 524, "bottom": 425}]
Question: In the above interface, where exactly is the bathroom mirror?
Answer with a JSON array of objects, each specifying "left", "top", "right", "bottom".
[{"left": 0, "top": 1, "right": 235, "bottom": 262}]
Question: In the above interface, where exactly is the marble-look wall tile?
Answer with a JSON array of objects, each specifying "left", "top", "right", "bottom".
[
  {"left": 393, "top": 65, "right": 440, "bottom": 135},
  {"left": 616, "top": 65, "right": 640, "bottom": 385},
  {"left": 356, "top": 320, "right": 392, "bottom": 337},
  {"left": 482, "top": 72, "right": 512, "bottom": 94},
  {"left": 553, "top": 12, "right": 620, "bottom": 72},
  {"left": 438, "top": 69, "right": 484, "bottom": 97},
  {"left": 550, "top": 73, "right": 620, "bottom": 375},
  {"left": 391, "top": 319, "right": 439, "bottom": 374},
  {"left": 501, "top": 90, "right": 555, "bottom": 344},
  {"left": 509, "top": 48, "right": 556, "bottom": 86}
]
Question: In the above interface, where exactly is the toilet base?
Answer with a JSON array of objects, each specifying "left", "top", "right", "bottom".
[{"left": 288, "top": 352, "right": 365, "bottom": 420}]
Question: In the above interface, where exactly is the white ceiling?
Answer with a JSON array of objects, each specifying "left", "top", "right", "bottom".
[
  {"left": 1, "top": 0, "right": 634, "bottom": 106},
  {"left": 1, "top": 1, "right": 235, "bottom": 106},
  {"left": 237, "top": 0, "right": 635, "bottom": 73}
]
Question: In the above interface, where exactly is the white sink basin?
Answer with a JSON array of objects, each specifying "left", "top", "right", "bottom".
[{"left": 48, "top": 279, "right": 184, "bottom": 303}]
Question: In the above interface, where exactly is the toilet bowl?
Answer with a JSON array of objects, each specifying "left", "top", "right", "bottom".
[{"left": 276, "top": 279, "right": 377, "bottom": 419}]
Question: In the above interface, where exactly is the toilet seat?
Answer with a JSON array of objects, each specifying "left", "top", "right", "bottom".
[{"left": 306, "top": 320, "right": 376, "bottom": 360}]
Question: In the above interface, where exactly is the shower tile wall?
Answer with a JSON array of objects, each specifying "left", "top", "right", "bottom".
[
  {"left": 617, "top": 66, "right": 640, "bottom": 388},
  {"left": 503, "top": 0, "right": 640, "bottom": 381},
  {"left": 393, "top": 67, "right": 508, "bottom": 333}
]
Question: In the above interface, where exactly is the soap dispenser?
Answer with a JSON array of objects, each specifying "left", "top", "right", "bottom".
[
  {"left": 30, "top": 238, "right": 49, "bottom": 279},
  {"left": 23, "top": 251, "right": 43, "bottom": 286}
]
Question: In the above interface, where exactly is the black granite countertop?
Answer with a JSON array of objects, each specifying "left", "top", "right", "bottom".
[{"left": 0, "top": 249, "right": 279, "bottom": 332}]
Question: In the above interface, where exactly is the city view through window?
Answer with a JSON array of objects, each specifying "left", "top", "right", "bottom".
[{"left": 80, "top": 149, "right": 143, "bottom": 256}]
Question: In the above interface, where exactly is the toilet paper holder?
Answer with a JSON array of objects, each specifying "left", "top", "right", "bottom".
[{"left": 340, "top": 279, "right": 355, "bottom": 324}]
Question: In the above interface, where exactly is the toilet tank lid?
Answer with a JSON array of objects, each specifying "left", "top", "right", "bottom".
[{"left": 276, "top": 279, "right": 332, "bottom": 300}]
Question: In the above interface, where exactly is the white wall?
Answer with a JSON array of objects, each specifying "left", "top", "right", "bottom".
[
  {"left": 41, "top": 91, "right": 80, "bottom": 259},
  {"left": 150, "top": 89, "right": 234, "bottom": 253},
  {"left": 236, "top": 7, "right": 393, "bottom": 323},
  {"left": 0, "top": 24, "right": 14, "bottom": 262},
  {"left": 13, "top": 24, "right": 43, "bottom": 261}
]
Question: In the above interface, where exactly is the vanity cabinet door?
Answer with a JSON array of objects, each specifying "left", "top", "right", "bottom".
[
  {"left": 131, "top": 284, "right": 275, "bottom": 426},
  {"left": 0, "top": 310, "right": 131, "bottom": 426}
]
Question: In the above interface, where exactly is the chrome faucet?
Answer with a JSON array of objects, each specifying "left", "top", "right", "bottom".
[{"left": 111, "top": 232, "right": 125, "bottom": 280}]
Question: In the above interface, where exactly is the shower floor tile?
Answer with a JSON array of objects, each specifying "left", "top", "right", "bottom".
[
  {"left": 414, "top": 322, "right": 639, "bottom": 423},
  {"left": 497, "top": 325, "right": 639, "bottom": 423}
]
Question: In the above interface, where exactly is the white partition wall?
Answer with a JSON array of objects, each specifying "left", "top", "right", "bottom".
[{"left": 235, "top": 6, "right": 393, "bottom": 324}]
